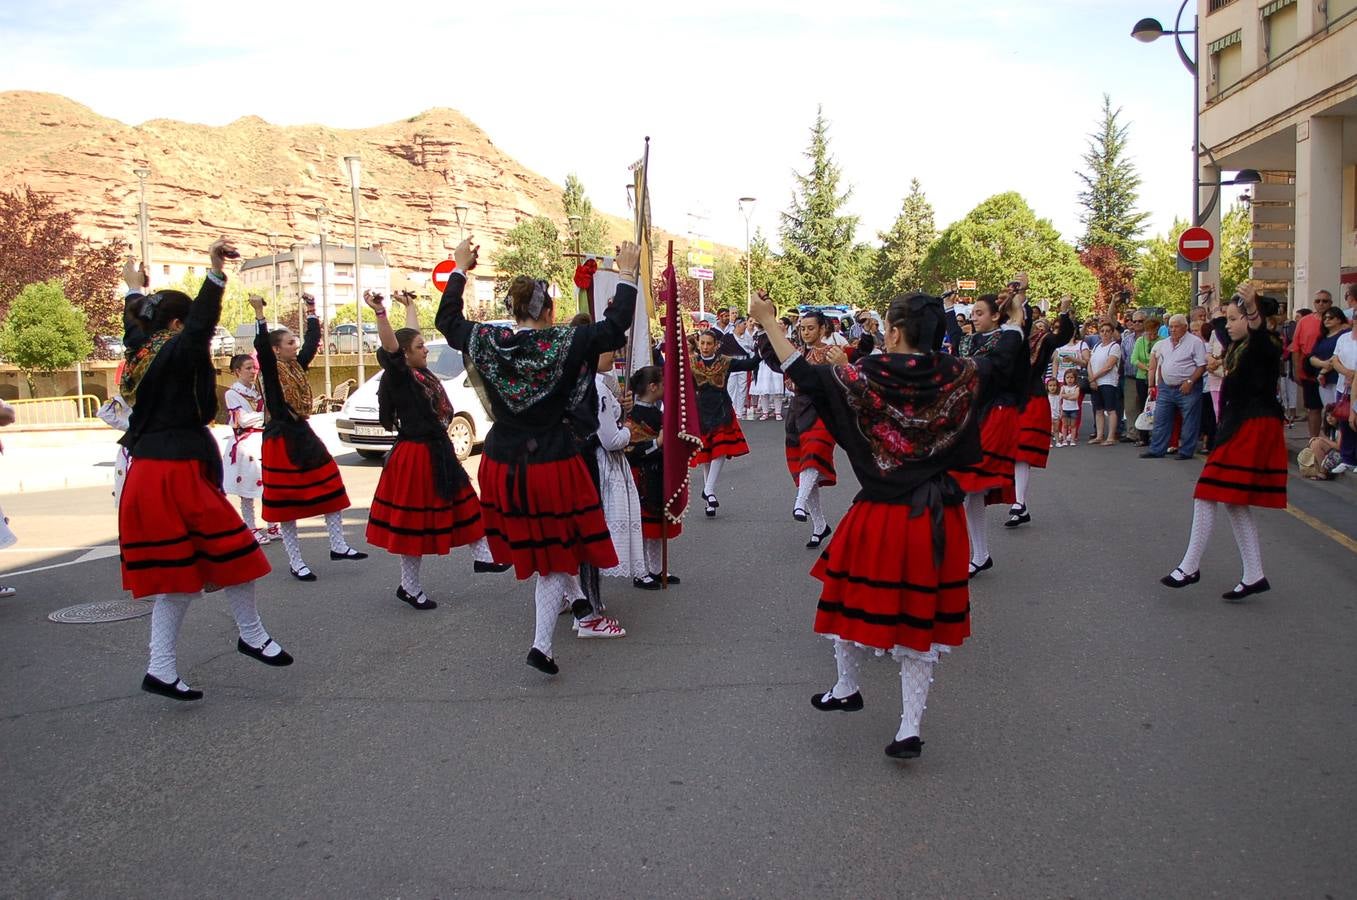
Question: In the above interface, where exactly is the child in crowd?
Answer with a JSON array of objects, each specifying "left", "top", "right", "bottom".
[
  {"left": 1059, "top": 369, "right": 1081, "bottom": 447},
  {"left": 1046, "top": 378, "right": 1061, "bottom": 447},
  {"left": 625, "top": 365, "right": 680, "bottom": 589}
]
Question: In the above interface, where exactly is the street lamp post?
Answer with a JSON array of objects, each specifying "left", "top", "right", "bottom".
[
  {"left": 316, "top": 205, "right": 334, "bottom": 396},
  {"left": 134, "top": 168, "right": 151, "bottom": 271},
  {"left": 267, "top": 231, "right": 281, "bottom": 317},
  {"left": 738, "top": 197, "right": 756, "bottom": 309},
  {"left": 454, "top": 204, "right": 469, "bottom": 241},
  {"left": 291, "top": 242, "right": 306, "bottom": 332},
  {"left": 344, "top": 155, "right": 366, "bottom": 384}
]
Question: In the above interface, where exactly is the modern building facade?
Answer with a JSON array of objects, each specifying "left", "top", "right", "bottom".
[
  {"left": 1198, "top": 0, "right": 1357, "bottom": 308},
  {"left": 239, "top": 244, "right": 392, "bottom": 321}
]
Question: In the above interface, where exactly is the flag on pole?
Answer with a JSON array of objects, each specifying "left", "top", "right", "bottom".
[
  {"left": 660, "top": 241, "right": 702, "bottom": 525},
  {"left": 626, "top": 142, "right": 655, "bottom": 381}
]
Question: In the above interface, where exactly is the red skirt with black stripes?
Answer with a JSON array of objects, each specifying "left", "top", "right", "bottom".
[
  {"left": 1014, "top": 394, "right": 1055, "bottom": 468},
  {"left": 479, "top": 454, "right": 619, "bottom": 579},
  {"left": 811, "top": 499, "right": 970, "bottom": 653},
  {"left": 691, "top": 417, "right": 750, "bottom": 466},
  {"left": 261, "top": 434, "right": 350, "bottom": 522},
  {"left": 119, "top": 458, "right": 271, "bottom": 599},
  {"left": 785, "top": 418, "right": 837, "bottom": 487},
  {"left": 1194, "top": 416, "right": 1287, "bottom": 508},
  {"left": 366, "top": 441, "right": 485, "bottom": 556},
  {"left": 952, "top": 404, "right": 1018, "bottom": 495}
]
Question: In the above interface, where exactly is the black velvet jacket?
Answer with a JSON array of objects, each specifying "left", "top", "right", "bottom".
[{"left": 1211, "top": 315, "right": 1284, "bottom": 446}]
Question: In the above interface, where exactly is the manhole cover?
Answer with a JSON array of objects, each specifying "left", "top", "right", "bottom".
[{"left": 48, "top": 600, "right": 153, "bottom": 624}]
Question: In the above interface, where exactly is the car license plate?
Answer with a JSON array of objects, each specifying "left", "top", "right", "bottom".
[{"left": 354, "top": 424, "right": 388, "bottom": 437}]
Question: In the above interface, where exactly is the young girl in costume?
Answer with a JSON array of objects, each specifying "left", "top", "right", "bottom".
[
  {"left": 223, "top": 353, "right": 268, "bottom": 544},
  {"left": 625, "top": 365, "right": 681, "bottom": 589},
  {"left": 689, "top": 329, "right": 760, "bottom": 517},
  {"left": 250, "top": 293, "right": 367, "bottom": 581},
  {"left": 1005, "top": 296, "right": 1075, "bottom": 527},
  {"left": 118, "top": 241, "right": 290, "bottom": 702}
]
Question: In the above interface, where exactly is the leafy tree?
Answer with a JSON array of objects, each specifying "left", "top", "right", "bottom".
[
  {"left": 562, "top": 174, "right": 610, "bottom": 256},
  {"left": 748, "top": 229, "right": 803, "bottom": 316},
  {"left": 0, "top": 280, "right": 94, "bottom": 394},
  {"left": 0, "top": 186, "right": 124, "bottom": 335},
  {"left": 919, "top": 192, "right": 1098, "bottom": 315},
  {"left": 1076, "top": 95, "right": 1149, "bottom": 260},
  {"left": 492, "top": 216, "right": 571, "bottom": 308},
  {"left": 709, "top": 254, "right": 751, "bottom": 313},
  {"left": 779, "top": 107, "right": 862, "bottom": 307},
  {"left": 1132, "top": 217, "right": 1190, "bottom": 314},
  {"left": 869, "top": 178, "right": 936, "bottom": 303},
  {"left": 1078, "top": 244, "right": 1135, "bottom": 317},
  {"left": 1219, "top": 204, "right": 1251, "bottom": 301}
]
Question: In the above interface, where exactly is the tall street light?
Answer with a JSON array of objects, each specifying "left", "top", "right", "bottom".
[
  {"left": 315, "top": 205, "right": 334, "bottom": 396},
  {"left": 133, "top": 167, "right": 151, "bottom": 271},
  {"left": 291, "top": 241, "right": 306, "bottom": 324},
  {"left": 454, "top": 204, "right": 469, "bottom": 241},
  {"left": 738, "top": 197, "right": 757, "bottom": 308},
  {"left": 344, "top": 154, "right": 366, "bottom": 384},
  {"left": 267, "top": 231, "right": 281, "bottom": 314}
]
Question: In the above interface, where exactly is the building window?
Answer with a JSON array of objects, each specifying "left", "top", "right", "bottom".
[
  {"left": 162, "top": 264, "right": 170, "bottom": 276},
  {"left": 1207, "top": 0, "right": 1235, "bottom": 11},
  {"left": 1262, "top": 0, "right": 1299, "bottom": 61},
  {"left": 333, "top": 264, "right": 353, "bottom": 277},
  {"left": 188, "top": 266, "right": 196, "bottom": 276},
  {"left": 1208, "top": 29, "right": 1243, "bottom": 92}
]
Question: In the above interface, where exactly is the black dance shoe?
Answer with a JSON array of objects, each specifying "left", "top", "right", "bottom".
[
  {"left": 570, "top": 597, "right": 594, "bottom": 620},
  {"left": 140, "top": 673, "right": 203, "bottom": 702},
  {"left": 330, "top": 548, "right": 369, "bottom": 561},
  {"left": 704, "top": 494, "right": 718, "bottom": 517},
  {"left": 967, "top": 557, "right": 993, "bottom": 579},
  {"left": 633, "top": 575, "right": 663, "bottom": 591},
  {"left": 526, "top": 647, "right": 559, "bottom": 675},
  {"left": 1160, "top": 568, "right": 1200, "bottom": 588},
  {"left": 885, "top": 736, "right": 924, "bottom": 759},
  {"left": 1003, "top": 505, "right": 1031, "bottom": 527},
  {"left": 810, "top": 690, "right": 863, "bottom": 712},
  {"left": 792, "top": 507, "right": 808, "bottom": 522},
  {"left": 473, "top": 560, "right": 512, "bottom": 574},
  {"left": 236, "top": 638, "right": 294, "bottom": 666},
  {"left": 396, "top": 586, "right": 437, "bottom": 610},
  {"left": 806, "top": 525, "right": 832, "bottom": 549},
  {"left": 290, "top": 566, "right": 317, "bottom": 582},
  {"left": 1223, "top": 577, "right": 1270, "bottom": 602}
]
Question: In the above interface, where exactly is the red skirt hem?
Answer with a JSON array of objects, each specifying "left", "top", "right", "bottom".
[
  {"left": 785, "top": 418, "right": 837, "bottom": 487},
  {"left": 120, "top": 458, "right": 271, "bottom": 598},
  {"left": 952, "top": 404, "right": 1018, "bottom": 494},
  {"left": 366, "top": 441, "right": 485, "bottom": 555},
  {"left": 479, "top": 455, "right": 619, "bottom": 578},
  {"left": 1194, "top": 417, "right": 1287, "bottom": 508},
  {"left": 1014, "top": 396, "right": 1054, "bottom": 469},
  {"left": 692, "top": 418, "right": 750, "bottom": 465},
  {"left": 261, "top": 435, "right": 350, "bottom": 522},
  {"left": 810, "top": 501, "right": 970, "bottom": 653}
]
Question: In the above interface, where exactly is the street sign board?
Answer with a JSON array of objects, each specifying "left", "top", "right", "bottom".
[
  {"left": 956, "top": 280, "right": 977, "bottom": 291},
  {"left": 431, "top": 258, "right": 457, "bottom": 292},
  {"left": 1178, "top": 227, "right": 1214, "bottom": 263},
  {"left": 688, "top": 266, "right": 714, "bottom": 281}
]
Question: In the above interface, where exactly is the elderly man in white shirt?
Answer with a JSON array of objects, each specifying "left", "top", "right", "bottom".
[{"left": 1142, "top": 313, "right": 1208, "bottom": 459}]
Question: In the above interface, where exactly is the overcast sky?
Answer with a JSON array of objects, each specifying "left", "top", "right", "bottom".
[{"left": 2, "top": 0, "right": 1223, "bottom": 250}]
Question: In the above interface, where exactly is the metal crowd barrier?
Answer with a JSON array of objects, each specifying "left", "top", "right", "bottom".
[{"left": 6, "top": 395, "right": 101, "bottom": 426}]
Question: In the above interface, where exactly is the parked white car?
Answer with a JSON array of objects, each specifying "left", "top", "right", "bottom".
[
  {"left": 336, "top": 339, "right": 493, "bottom": 461},
  {"left": 328, "top": 323, "right": 380, "bottom": 354}
]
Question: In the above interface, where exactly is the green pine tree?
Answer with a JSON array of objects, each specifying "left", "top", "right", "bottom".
[
  {"left": 869, "top": 178, "right": 936, "bottom": 305},
  {"left": 562, "top": 174, "right": 609, "bottom": 256},
  {"left": 1076, "top": 94, "right": 1149, "bottom": 261},
  {"left": 779, "top": 107, "right": 861, "bottom": 307}
]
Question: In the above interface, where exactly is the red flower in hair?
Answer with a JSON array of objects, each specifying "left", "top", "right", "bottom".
[{"left": 574, "top": 258, "right": 599, "bottom": 289}]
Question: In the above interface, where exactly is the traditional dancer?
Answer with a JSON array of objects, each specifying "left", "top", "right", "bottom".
[
  {"left": 361, "top": 290, "right": 505, "bottom": 611},
  {"left": 690, "top": 329, "right": 760, "bottom": 517},
  {"left": 250, "top": 293, "right": 366, "bottom": 581},
  {"left": 118, "top": 241, "right": 290, "bottom": 702},
  {"left": 751, "top": 289, "right": 997, "bottom": 760},
  {"left": 1005, "top": 296, "right": 1074, "bottom": 527},
  {"left": 724, "top": 318, "right": 756, "bottom": 419},
  {"left": 436, "top": 237, "right": 638, "bottom": 675},
  {"left": 1161, "top": 284, "right": 1285, "bottom": 600},
  {"left": 625, "top": 365, "right": 683, "bottom": 589},
  {"left": 223, "top": 353, "right": 268, "bottom": 544},
  {"left": 952, "top": 290, "right": 1025, "bottom": 576}
]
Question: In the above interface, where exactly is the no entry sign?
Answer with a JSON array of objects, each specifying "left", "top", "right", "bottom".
[
  {"left": 431, "top": 258, "right": 457, "bottom": 292},
  {"left": 1178, "top": 227, "right": 1215, "bottom": 264}
]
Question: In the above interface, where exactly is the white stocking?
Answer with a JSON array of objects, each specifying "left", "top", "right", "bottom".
[
  {"left": 644, "top": 538, "right": 663, "bottom": 575},
  {"left": 400, "top": 555, "right": 423, "bottom": 595},
  {"left": 964, "top": 492, "right": 988, "bottom": 565},
  {"left": 896, "top": 653, "right": 937, "bottom": 741},
  {"left": 470, "top": 537, "right": 494, "bottom": 563},
  {"left": 829, "top": 639, "right": 867, "bottom": 699},
  {"left": 806, "top": 483, "right": 827, "bottom": 533},
  {"left": 1177, "top": 498, "right": 1217, "bottom": 576},
  {"left": 703, "top": 457, "right": 725, "bottom": 497},
  {"left": 279, "top": 520, "right": 306, "bottom": 571},
  {"left": 795, "top": 469, "right": 819, "bottom": 512},
  {"left": 1225, "top": 503, "right": 1265, "bottom": 584},
  {"left": 532, "top": 573, "right": 573, "bottom": 657},
  {"left": 1013, "top": 461, "right": 1030, "bottom": 508},
  {"left": 239, "top": 497, "right": 257, "bottom": 531},
  {"left": 324, "top": 511, "right": 350, "bottom": 554},
  {"left": 147, "top": 592, "right": 194, "bottom": 683},
  {"left": 225, "top": 581, "right": 280, "bottom": 656}
]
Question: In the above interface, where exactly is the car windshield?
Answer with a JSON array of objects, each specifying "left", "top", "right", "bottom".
[{"left": 425, "top": 343, "right": 466, "bottom": 381}]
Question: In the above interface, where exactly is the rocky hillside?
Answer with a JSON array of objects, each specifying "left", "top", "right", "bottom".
[{"left": 0, "top": 91, "right": 705, "bottom": 275}]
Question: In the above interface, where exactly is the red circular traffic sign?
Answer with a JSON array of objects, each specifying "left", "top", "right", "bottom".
[
  {"left": 1178, "top": 227, "right": 1215, "bottom": 264},
  {"left": 431, "top": 258, "right": 457, "bottom": 292}
]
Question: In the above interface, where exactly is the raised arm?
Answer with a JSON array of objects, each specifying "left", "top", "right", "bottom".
[
  {"left": 250, "top": 294, "right": 280, "bottom": 388},
  {"left": 368, "top": 291, "right": 398, "bottom": 353},
  {"left": 582, "top": 241, "right": 642, "bottom": 357},
  {"left": 178, "top": 238, "right": 233, "bottom": 350},
  {"left": 435, "top": 238, "right": 479, "bottom": 352},
  {"left": 297, "top": 295, "right": 320, "bottom": 370}
]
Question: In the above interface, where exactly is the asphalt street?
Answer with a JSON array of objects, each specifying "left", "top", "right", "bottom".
[{"left": 1, "top": 421, "right": 1354, "bottom": 898}]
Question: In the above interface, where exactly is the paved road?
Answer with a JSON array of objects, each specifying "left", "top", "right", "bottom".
[{"left": 1, "top": 422, "right": 1354, "bottom": 898}]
